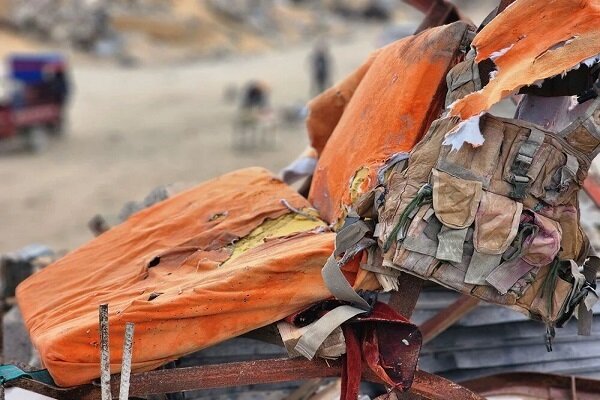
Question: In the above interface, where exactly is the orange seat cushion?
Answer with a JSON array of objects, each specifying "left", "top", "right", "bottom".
[{"left": 308, "top": 22, "right": 469, "bottom": 225}]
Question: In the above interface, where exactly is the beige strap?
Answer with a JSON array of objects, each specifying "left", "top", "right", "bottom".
[
  {"left": 294, "top": 305, "right": 366, "bottom": 360},
  {"left": 436, "top": 226, "right": 469, "bottom": 263},
  {"left": 322, "top": 253, "right": 371, "bottom": 310},
  {"left": 464, "top": 250, "right": 503, "bottom": 286}
]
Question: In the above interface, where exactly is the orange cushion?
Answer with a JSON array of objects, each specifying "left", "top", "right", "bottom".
[{"left": 16, "top": 167, "right": 378, "bottom": 387}]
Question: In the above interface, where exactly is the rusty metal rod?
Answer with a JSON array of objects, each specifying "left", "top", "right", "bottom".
[
  {"left": 106, "top": 358, "right": 484, "bottom": 400},
  {"left": 99, "top": 304, "right": 112, "bottom": 400},
  {"left": 419, "top": 294, "right": 480, "bottom": 344},
  {"left": 119, "top": 322, "right": 134, "bottom": 400}
]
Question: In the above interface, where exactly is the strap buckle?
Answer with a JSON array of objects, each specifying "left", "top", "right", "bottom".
[
  {"left": 512, "top": 153, "right": 533, "bottom": 175},
  {"left": 510, "top": 175, "right": 530, "bottom": 199}
]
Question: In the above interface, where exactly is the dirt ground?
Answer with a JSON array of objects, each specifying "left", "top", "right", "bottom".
[{"left": 0, "top": 28, "right": 381, "bottom": 253}]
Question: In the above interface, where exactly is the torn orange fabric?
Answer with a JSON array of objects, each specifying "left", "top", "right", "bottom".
[
  {"left": 451, "top": 0, "right": 600, "bottom": 120},
  {"left": 17, "top": 168, "right": 378, "bottom": 387},
  {"left": 307, "top": 49, "right": 381, "bottom": 155},
  {"left": 309, "top": 22, "right": 470, "bottom": 225}
]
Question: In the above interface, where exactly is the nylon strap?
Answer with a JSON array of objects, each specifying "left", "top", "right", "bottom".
[
  {"left": 377, "top": 152, "right": 409, "bottom": 184},
  {"left": 436, "top": 226, "right": 469, "bottom": 263},
  {"left": 294, "top": 305, "right": 366, "bottom": 360},
  {"left": 485, "top": 258, "right": 535, "bottom": 295},
  {"left": 464, "top": 250, "right": 503, "bottom": 286},
  {"left": 335, "top": 220, "right": 374, "bottom": 257},
  {"left": 510, "top": 128, "right": 545, "bottom": 199},
  {"left": 578, "top": 256, "right": 600, "bottom": 335},
  {"left": 322, "top": 252, "right": 371, "bottom": 311},
  {"left": 561, "top": 154, "right": 579, "bottom": 189},
  {"left": 0, "top": 365, "right": 55, "bottom": 386}
]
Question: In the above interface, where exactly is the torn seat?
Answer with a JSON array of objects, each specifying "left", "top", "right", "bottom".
[
  {"left": 16, "top": 167, "right": 378, "bottom": 387},
  {"left": 17, "top": 20, "right": 472, "bottom": 391}
]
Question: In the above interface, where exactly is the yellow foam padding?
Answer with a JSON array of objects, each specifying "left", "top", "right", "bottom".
[{"left": 229, "top": 211, "right": 326, "bottom": 262}]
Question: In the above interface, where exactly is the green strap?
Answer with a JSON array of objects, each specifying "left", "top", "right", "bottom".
[
  {"left": 0, "top": 365, "right": 55, "bottom": 386},
  {"left": 383, "top": 184, "right": 432, "bottom": 252}
]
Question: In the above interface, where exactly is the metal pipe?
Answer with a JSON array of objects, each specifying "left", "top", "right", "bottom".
[
  {"left": 119, "top": 322, "right": 135, "bottom": 400},
  {"left": 99, "top": 304, "right": 112, "bottom": 400}
]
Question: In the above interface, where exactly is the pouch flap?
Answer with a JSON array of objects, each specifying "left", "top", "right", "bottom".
[
  {"left": 474, "top": 191, "right": 522, "bottom": 255},
  {"left": 432, "top": 169, "right": 482, "bottom": 229},
  {"left": 523, "top": 212, "right": 562, "bottom": 267}
]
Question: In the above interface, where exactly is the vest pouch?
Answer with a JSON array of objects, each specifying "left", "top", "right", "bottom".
[
  {"left": 432, "top": 169, "right": 482, "bottom": 229},
  {"left": 532, "top": 136, "right": 588, "bottom": 207},
  {"left": 473, "top": 191, "right": 522, "bottom": 255},
  {"left": 396, "top": 204, "right": 441, "bottom": 277},
  {"left": 530, "top": 275, "right": 573, "bottom": 322},
  {"left": 379, "top": 116, "right": 461, "bottom": 247},
  {"left": 501, "top": 125, "right": 552, "bottom": 200},
  {"left": 464, "top": 191, "right": 522, "bottom": 285},
  {"left": 561, "top": 105, "right": 600, "bottom": 160},
  {"left": 527, "top": 144, "right": 568, "bottom": 202},
  {"left": 445, "top": 55, "right": 481, "bottom": 108},
  {"left": 437, "top": 115, "right": 505, "bottom": 186},
  {"left": 485, "top": 211, "right": 562, "bottom": 297}
]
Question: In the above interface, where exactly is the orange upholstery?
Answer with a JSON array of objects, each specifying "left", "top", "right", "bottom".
[
  {"left": 451, "top": 0, "right": 600, "bottom": 120},
  {"left": 17, "top": 168, "right": 378, "bottom": 386},
  {"left": 307, "top": 49, "right": 381, "bottom": 155},
  {"left": 308, "top": 22, "right": 470, "bottom": 225}
]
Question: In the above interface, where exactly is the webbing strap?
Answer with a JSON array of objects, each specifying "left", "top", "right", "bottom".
[
  {"left": 377, "top": 152, "right": 409, "bottom": 184},
  {"left": 578, "top": 256, "right": 600, "bottom": 335},
  {"left": 510, "top": 128, "right": 545, "bottom": 199},
  {"left": 561, "top": 154, "right": 579, "bottom": 189},
  {"left": 464, "top": 250, "right": 503, "bottom": 286},
  {"left": 485, "top": 258, "right": 535, "bottom": 295},
  {"left": 335, "top": 220, "right": 374, "bottom": 257},
  {"left": 0, "top": 365, "right": 55, "bottom": 386},
  {"left": 294, "top": 305, "right": 366, "bottom": 360},
  {"left": 322, "top": 255, "right": 371, "bottom": 310},
  {"left": 436, "top": 226, "right": 469, "bottom": 263}
]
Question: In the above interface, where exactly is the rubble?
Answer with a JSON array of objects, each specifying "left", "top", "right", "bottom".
[{"left": 0, "top": 0, "right": 377, "bottom": 64}]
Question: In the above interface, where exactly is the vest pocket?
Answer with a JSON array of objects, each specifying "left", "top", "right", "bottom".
[
  {"left": 432, "top": 169, "right": 482, "bottom": 229},
  {"left": 473, "top": 191, "right": 522, "bottom": 255},
  {"left": 485, "top": 211, "right": 562, "bottom": 297},
  {"left": 501, "top": 127, "right": 551, "bottom": 200}
]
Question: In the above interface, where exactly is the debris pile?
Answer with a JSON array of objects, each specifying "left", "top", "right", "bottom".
[{"left": 0, "top": 0, "right": 389, "bottom": 63}]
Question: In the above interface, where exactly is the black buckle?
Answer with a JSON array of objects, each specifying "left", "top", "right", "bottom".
[{"left": 510, "top": 175, "right": 530, "bottom": 199}]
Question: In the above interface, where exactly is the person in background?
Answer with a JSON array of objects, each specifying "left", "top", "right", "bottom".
[
  {"left": 45, "top": 64, "right": 71, "bottom": 106},
  {"left": 241, "top": 80, "right": 269, "bottom": 111},
  {"left": 234, "top": 80, "right": 276, "bottom": 148},
  {"left": 309, "top": 40, "right": 332, "bottom": 96}
]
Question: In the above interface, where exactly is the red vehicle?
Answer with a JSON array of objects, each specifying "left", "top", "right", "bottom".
[{"left": 0, "top": 53, "right": 70, "bottom": 152}]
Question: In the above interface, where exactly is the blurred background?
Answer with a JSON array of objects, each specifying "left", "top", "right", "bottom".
[{"left": 0, "top": 0, "right": 498, "bottom": 255}]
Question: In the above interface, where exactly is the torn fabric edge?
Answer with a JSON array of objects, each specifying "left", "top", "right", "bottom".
[
  {"left": 280, "top": 155, "right": 318, "bottom": 185},
  {"left": 377, "top": 152, "right": 410, "bottom": 184},
  {"left": 442, "top": 113, "right": 485, "bottom": 151},
  {"left": 489, "top": 44, "right": 514, "bottom": 61}
]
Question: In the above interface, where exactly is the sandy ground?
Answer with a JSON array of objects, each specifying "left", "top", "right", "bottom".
[{"left": 0, "top": 28, "right": 381, "bottom": 253}]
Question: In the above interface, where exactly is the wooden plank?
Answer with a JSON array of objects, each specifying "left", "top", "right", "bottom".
[{"left": 419, "top": 295, "right": 479, "bottom": 344}]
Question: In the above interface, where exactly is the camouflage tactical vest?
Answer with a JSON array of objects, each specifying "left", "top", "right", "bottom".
[{"left": 375, "top": 57, "right": 600, "bottom": 334}]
